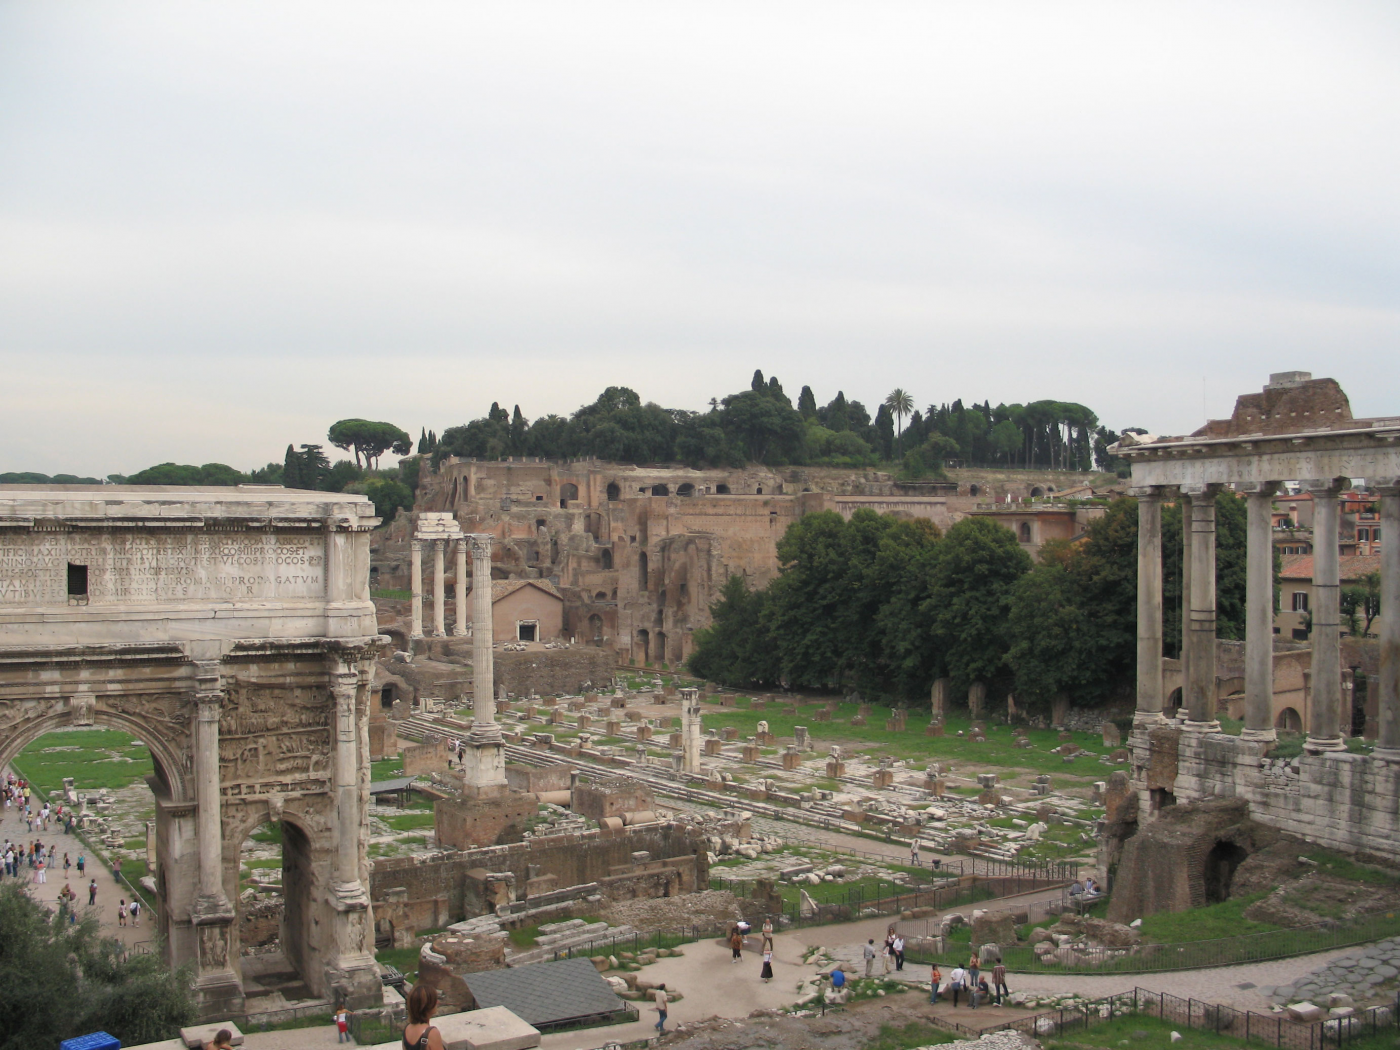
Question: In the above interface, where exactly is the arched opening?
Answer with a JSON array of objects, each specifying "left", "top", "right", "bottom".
[
  {"left": 715, "top": 484, "right": 730, "bottom": 494},
  {"left": 517, "top": 621, "right": 537, "bottom": 642},
  {"left": 636, "top": 629, "right": 650, "bottom": 664},
  {"left": 1276, "top": 706, "right": 1302, "bottom": 731},
  {"left": 232, "top": 816, "right": 318, "bottom": 1006},
  {"left": 638, "top": 551, "right": 648, "bottom": 590},
  {"left": 1030, "top": 486, "right": 1045, "bottom": 498},
  {"left": 559, "top": 482, "right": 579, "bottom": 508},
  {"left": 655, "top": 630, "right": 668, "bottom": 664},
  {"left": 600, "top": 548, "right": 613, "bottom": 570},
  {"left": 380, "top": 684, "right": 395, "bottom": 709},
  {"left": 1046, "top": 485, "right": 1056, "bottom": 493},
  {"left": 969, "top": 484, "right": 980, "bottom": 497},
  {"left": 1202, "top": 840, "right": 1248, "bottom": 904},
  {"left": 756, "top": 487, "right": 763, "bottom": 495},
  {"left": 610, "top": 588, "right": 617, "bottom": 600},
  {"left": 651, "top": 484, "right": 669, "bottom": 496},
  {"left": 606, "top": 483, "right": 621, "bottom": 502},
  {"left": 588, "top": 614, "right": 604, "bottom": 645},
  {"left": 1019, "top": 522, "right": 1032, "bottom": 543},
  {"left": 658, "top": 588, "right": 667, "bottom": 606},
  {"left": 1166, "top": 686, "right": 1183, "bottom": 716},
  {"left": 677, "top": 483, "right": 695, "bottom": 497},
  {"left": 549, "top": 538, "right": 559, "bottom": 564},
  {"left": 594, "top": 591, "right": 608, "bottom": 601}
]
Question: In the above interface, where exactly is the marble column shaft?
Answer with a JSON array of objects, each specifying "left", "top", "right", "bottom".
[
  {"left": 410, "top": 540, "right": 424, "bottom": 639},
  {"left": 1135, "top": 490, "right": 1164, "bottom": 724},
  {"left": 1378, "top": 488, "right": 1400, "bottom": 753},
  {"left": 1185, "top": 488, "right": 1219, "bottom": 727},
  {"left": 1243, "top": 486, "right": 1278, "bottom": 739},
  {"left": 194, "top": 688, "right": 225, "bottom": 903},
  {"left": 432, "top": 540, "right": 447, "bottom": 637},
  {"left": 453, "top": 540, "right": 468, "bottom": 636},
  {"left": 1306, "top": 482, "right": 1346, "bottom": 751},
  {"left": 1180, "top": 493, "right": 1192, "bottom": 717},
  {"left": 331, "top": 669, "right": 363, "bottom": 892},
  {"left": 470, "top": 534, "right": 498, "bottom": 734}
]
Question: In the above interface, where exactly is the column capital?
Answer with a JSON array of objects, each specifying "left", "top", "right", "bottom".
[
  {"left": 410, "top": 538, "right": 423, "bottom": 552},
  {"left": 1237, "top": 481, "right": 1282, "bottom": 497},
  {"left": 1127, "top": 486, "right": 1165, "bottom": 500},
  {"left": 433, "top": 538, "right": 447, "bottom": 552},
  {"left": 468, "top": 533, "right": 493, "bottom": 559},
  {"left": 1373, "top": 479, "right": 1400, "bottom": 497},
  {"left": 1179, "top": 482, "right": 1222, "bottom": 498}
]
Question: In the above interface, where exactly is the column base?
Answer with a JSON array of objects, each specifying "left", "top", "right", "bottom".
[
  {"left": 1180, "top": 719, "right": 1221, "bottom": 733},
  {"left": 1239, "top": 727, "right": 1278, "bottom": 743},
  {"left": 323, "top": 954, "right": 384, "bottom": 1010},
  {"left": 1132, "top": 711, "right": 1169, "bottom": 730},
  {"left": 432, "top": 629, "right": 447, "bottom": 638},
  {"left": 331, "top": 881, "right": 370, "bottom": 911},
  {"left": 410, "top": 631, "right": 424, "bottom": 641},
  {"left": 452, "top": 627, "right": 468, "bottom": 637},
  {"left": 1370, "top": 747, "right": 1400, "bottom": 764},
  {"left": 1304, "top": 735, "right": 1347, "bottom": 753}
]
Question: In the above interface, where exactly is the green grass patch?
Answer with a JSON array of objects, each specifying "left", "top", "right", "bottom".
[
  {"left": 1046, "top": 1012, "right": 1252, "bottom": 1050},
  {"left": 249, "top": 1012, "right": 335, "bottom": 1032},
  {"left": 14, "top": 729, "right": 154, "bottom": 792},
  {"left": 371, "top": 758, "right": 407, "bottom": 780},
  {"left": 382, "top": 812, "right": 437, "bottom": 832},
  {"left": 250, "top": 822, "right": 283, "bottom": 845},
  {"left": 1130, "top": 893, "right": 1276, "bottom": 942},
  {"left": 868, "top": 1021, "right": 959, "bottom": 1050},
  {"left": 371, "top": 588, "right": 413, "bottom": 600},
  {"left": 1300, "top": 848, "right": 1400, "bottom": 885}
]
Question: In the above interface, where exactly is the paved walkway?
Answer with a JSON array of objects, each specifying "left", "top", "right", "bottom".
[{"left": 0, "top": 790, "right": 149, "bottom": 949}]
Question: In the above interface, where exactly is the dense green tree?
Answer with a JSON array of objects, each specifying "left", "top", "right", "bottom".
[
  {"left": 327, "top": 419, "right": 412, "bottom": 470},
  {"left": 873, "top": 404, "right": 895, "bottom": 460},
  {"left": 884, "top": 388, "right": 914, "bottom": 440},
  {"left": 357, "top": 478, "right": 415, "bottom": 521},
  {"left": 718, "top": 389, "right": 805, "bottom": 463},
  {"left": 0, "top": 884, "right": 195, "bottom": 1048},
  {"left": 797, "top": 385, "right": 818, "bottom": 419},
  {"left": 686, "top": 575, "right": 780, "bottom": 687},
  {"left": 125, "top": 463, "right": 248, "bottom": 486},
  {"left": 0, "top": 472, "right": 103, "bottom": 484}
]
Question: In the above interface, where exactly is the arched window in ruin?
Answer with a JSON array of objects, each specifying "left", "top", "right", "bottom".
[
  {"left": 1019, "top": 522, "right": 1032, "bottom": 543},
  {"left": 636, "top": 628, "right": 650, "bottom": 664},
  {"left": 588, "top": 614, "right": 604, "bottom": 644},
  {"left": 715, "top": 484, "right": 730, "bottom": 494},
  {"left": 677, "top": 483, "right": 695, "bottom": 497},
  {"left": 550, "top": 538, "right": 559, "bottom": 563},
  {"left": 1166, "top": 686, "right": 1183, "bottom": 714},
  {"left": 1203, "top": 840, "right": 1248, "bottom": 903},
  {"left": 638, "top": 551, "right": 648, "bottom": 589},
  {"left": 600, "top": 548, "right": 613, "bottom": 570},
  {"left": 756, "top": 487, "right": 763, "bottom": 495},
  {"left": 1276, "top": 706, "right": 1302, "bottom": 732},
  {"left": 651, "top": 484, "right": 669, "bottom": 496},
  {"left": 658, "top": 588, "right": 667, "bottom": 606},
  {"left": 1030, "top": 486, "right": 1045, "bottom": 498},
  {"left": 595, "top": 591, "right": 608, "bottom": 601},
  {"left": 559, "top": 483, "right": 579, "bottom": 507},
  {"left": 969, "top": 484, "right": 980, "bottom": 497},
  {"left": 610, "top": 588, "right": 617, "bottom": 600},
  {"left": 606, "top": 482, "right": 621, "bottom": 501},
  {"left": 380, "top": 685, "right": 394, "bottom": 709},
  {"left": 655, "top": 630, "right": 668, "bottom": 664}
]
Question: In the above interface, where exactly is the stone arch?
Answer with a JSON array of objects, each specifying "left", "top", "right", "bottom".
[
  {"left": 756, "top": 486, "right": 763, "bottom": 495},
  {"left": 655, "top": 630, "right": 668, "bottom": 663},
  {"left": 381, "top": 626, "right": 409, "bottom": 653},
  {"left": 606, "top": 482, "right": 621, "bottom": 502},
  {"left": 1166, "top": 686, "right": 1183, "bottom": 714},
  {"left": 559, "top": 482, "right": 579, "bottom": 508},
  {"left": 588, "top": 614, "right": 604, "bottom": 644},
  {"left": 969, "top": 484, "right": 980, "bottom": 497},
  {"left": 636, "top": 629, "right": 650, "bottom": 664},
  {"left": 1019, "top": 522, "right": 1032, "bottom": 543},
  {"left": 594, "top": 591, "right": 608, "bottom": 601},
  {"left": 677, "top": 483, "right": 695, "bottom": 497},
  {"left": 1276, "top": 706, "right": 1302, "bottom": 731},
  {"left": 715, "top": 484, "right": 730, "bottom": 494},
  {"left": 651, "top": 484, "right": 669, "bottom": 496},
  {"left": 1030, "top": 486, "right": 1045, "bottom": 498},
  {"left": 0, "top": 699, "right": 191, "bottom": 803},
  {"left": 600, "top": 548, "right": 613, "bottom": 570}
]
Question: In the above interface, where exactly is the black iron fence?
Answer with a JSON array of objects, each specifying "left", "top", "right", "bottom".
[{"left": 961, "top": 987, "right": 1398, "bottom": 1050}]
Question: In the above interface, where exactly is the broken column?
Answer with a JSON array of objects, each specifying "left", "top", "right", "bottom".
[
  {"left": 680, "top": 688, "right": 703, "bottom": 773},
  {"left": 461, "top": 533, "right": 507, "bottom": 794},
  {"left": 781, "top": 744, "right": 801, "bottom": 771},
  {"left": 826, "top": 745, "right": 845, "bottom": 778}
]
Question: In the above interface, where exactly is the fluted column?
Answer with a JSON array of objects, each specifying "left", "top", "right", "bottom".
[
  {"left": 1179, "top": 491, "right": 1192, "bottom": 718},
  {"left": 1376, "top": 484, "right": 1400, "bottom": 758},
  {"left": 329, "top": 663, "right": 366, "bottom": 898},
  {"left": 1183, "top": 484, "right": 1221, "bottom": 730},
  {"left": 432, "top": 539, "right": 447, "bottom": 637},
  {"left": 1242, "top": 483, "right": 1279, "bottom": 741},
  {"left": 1134, "top": 488, "right": 1165, "bottom": 726},
  {"left": 410, "top": 540, "right": 424, "bottom": 639},
  {"left": 453, "top": 539, "right": 468, "bottom": 636},
  {"left": 1305, "top": 479, "right": 1347, "bottom": 752},
  {"left": 193, "top": 662, "right": 228, "bottom": 906}
]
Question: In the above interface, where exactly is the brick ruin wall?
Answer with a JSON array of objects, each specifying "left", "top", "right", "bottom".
[
  {"left": 1134, "top": 729, "right": 1400, "bottom": 864},
  {"left": 493, "top": 647, "right": 616, "bottom": 697},
  {"left": 370, "top": 822, "right": 709, "bottom": 923}
]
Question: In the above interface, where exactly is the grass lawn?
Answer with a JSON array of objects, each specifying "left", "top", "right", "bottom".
[
  {"left": 382, "top": 812, "right": 436, "bottom": 832},
  {"left": 1046, "top": 1013, "right": 1254, "bottom": 1050},
  {"left": 371, "top": 758, "right": 407, "bottom": 780},
  {"left": 1023, "top": 895, "right": 1278, "bottom": 943},
  {"left": 700, "top": 702, "right": 1108, "bottom": 781},
  {"left": 13, "top": 729, "right": 154, "bottom": 792},
  {"left": 868, "top": 1021, "right": 959, "bottom": 1050},
  {"left": 375, "top": 946, "right": 420, "bottom": 981},
  {"left": 1300, "top": 847, "right": 1400, "bottom": 885}
]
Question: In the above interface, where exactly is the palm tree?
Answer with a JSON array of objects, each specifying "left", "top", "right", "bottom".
[{"left": 884, "top": 389, "right": 914, "bottom": 440}]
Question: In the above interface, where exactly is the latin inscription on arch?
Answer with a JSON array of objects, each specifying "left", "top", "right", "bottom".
[{"left": 0, "top": 533, "right": 325, "bottom": 605}]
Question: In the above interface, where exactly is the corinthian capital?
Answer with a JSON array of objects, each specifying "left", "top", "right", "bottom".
[{"left": 469, "top": 533, "right": 493, "bottom": 561}]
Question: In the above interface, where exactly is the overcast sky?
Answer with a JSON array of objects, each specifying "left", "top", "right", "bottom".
[{"left": 2, "top": 2, "right": 1397, "bottom": 477}]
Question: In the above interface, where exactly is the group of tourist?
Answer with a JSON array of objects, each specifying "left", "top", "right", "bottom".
[
  {"left": 927, "top": 956, "right": 1010, "bottom": 1008},
  {"left": 861, "top": 927, "right": 908, "bottom": 975}
]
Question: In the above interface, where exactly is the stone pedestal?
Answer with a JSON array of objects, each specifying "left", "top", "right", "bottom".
[
  {"left": 636, "top": 724, "right": 653, "bottom": 741},
  {"left": 742, "top": 744, "right": 761, "bottom": 762},
  {"left": 826, "top": 760, "right": 846, "bottom": 778},
  {"left": 781, "top": 749, "right": 801, "bottom": 771},
  {"left": 704, "top": 738, "right": 722, "bottom": 757},
  {"left": 669, "top": 732, "right": 684, "bottom": 749},
  {"left": 606, "top": 720, "right": 621, "bottom": 737},
  {"left": 872, "top": 770, "right": 895, "bottom": 789},
  {"left": 926, "top": 720, "right": 945, "bottom": 737},
  {"left": 721, "top": 727, "right": 739, "bottom": 741}
]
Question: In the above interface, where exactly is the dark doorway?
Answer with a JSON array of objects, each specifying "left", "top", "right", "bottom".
[
  {"left": 677, "top": 483, "right": 695, "bottom": 497},
  {"left": 559, "top": 483, "right": 579, "bottom": 508},
  {"left": 380, "top": 685, "right": 394, "bottom": 710},
  {"left": 518, "top": 622, "right": 537, "bottom": 642},
  {"left": 651, "top": 484, "right": 669, "bottom": 496},
  {"left": 1203, "top": 840, "right": 1248, "bottom": 903},
  {"left": 606, "top": 483, "right": 621, "bottom": 501},
  {"left": 715, "top": 484, "right": 730, "bottom": 494},
  {"left": 637, "top": 629, "right": 650, "bottom": 664},
  {"left": 638, "top": 551, "right": 648, "bottom": 589},
  {"left": 588, "top": 614, "right": 604, "bottom": 645},
  {"left": 1149, "top": 788, "right": 1175, "bottom": 814},
  {"left": 600, "top": 548, "right": 612, "bottom": 570}
]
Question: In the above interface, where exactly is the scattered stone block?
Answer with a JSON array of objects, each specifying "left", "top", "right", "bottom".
[{"left": 1287, "top": 1003, "right": 1324, "bottom": 1023}]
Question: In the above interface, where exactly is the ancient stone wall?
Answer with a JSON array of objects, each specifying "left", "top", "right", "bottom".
[
  {"left": 370, "top": 822, "right": 707, "bottom": 922},
  {"left": 493, "top": 647, "right": 614, "bottom": 697}
]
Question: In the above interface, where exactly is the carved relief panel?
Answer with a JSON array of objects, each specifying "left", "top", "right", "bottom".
[{"left": 219, "top": 681, "right": 333, "bottom": 798}]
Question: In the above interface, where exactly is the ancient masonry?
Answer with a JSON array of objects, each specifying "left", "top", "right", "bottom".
[
  {"left": 0, "top": 485, "right": 387, "bottom": 1020},
  {"left": 1116, "top": 373, "right": 1400, "bottom": 862}
]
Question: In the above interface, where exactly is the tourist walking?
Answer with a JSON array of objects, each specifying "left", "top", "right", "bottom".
[
  {"left": 948, "top": 964, "right": 966, "bottom": 1007},
  {"left": 63, "top": 852, "right": 70, "bottom": 875},
  {"left": 35, "top": 856, "right": 46, "bottom": 884},
  {"left": 77, "top": 853, "right": 85, "bottom": 876},
  {"left": 113, "top": 855, "right": 122, "bottom": 882},
  {"left": 761, "top": 918, "right": 774, "bottom": 951},
  {"left": 335, "top": 1006, "right": 350, "bottom": 1043},
  {"left": 992, "top": 959, "right": 1009, "bottom": 1005},
  {"left": 863, "top": 938, "right": 876, "bottom": 977},
  {"left": 967, "top": 957, "right": 981, "bottom": 1009},
  {"left": 882, "top": 929, "right": 895, "bottom": 974},
  {"left": 760, "top": 949, "right": 773, "bottom": 983},
  {"left": 893, "top": 933, "right": 905, "bottom": 971},
  {"left": 117, "top": 898, "right": 127, "bottom": 927},
  {"left": 402, "top": 984, "right": 446, "bottom": 1050},
  {"left": 929, "top": 965, "right": 942, "bottom": 1004},
  {"left": 88, "top": 879, "right": 97, "bottom": 905},
  {"left": 729, "top": 926, "right": 744, "bottom": 962},
  {"left": 911, "top": 840, "right": 920, "bottom": 867},
  {"left": 653, "top": 984, "right": 668, "bottom": 1032},
  {"left": 129, "top": 898, "right": 141, "bottom": 927}
]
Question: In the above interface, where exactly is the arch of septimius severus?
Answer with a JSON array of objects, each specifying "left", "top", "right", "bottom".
[
  {"left": 1117, "top": 372, "right": 1400, "bottom": 860},
  {"left": 0, "top": 485, "right": 387, "bottom": 1019}
]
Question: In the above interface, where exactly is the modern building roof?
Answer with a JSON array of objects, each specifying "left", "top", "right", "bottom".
[
  {"left": 491, "top": 579, "right": 563, "bottom": 602},
  {"left": 1279, "top": 554, "right": 1381, "bottom": 582},
  {"left": 462, "top": 957, "right": 625, "bottom": 1028}
]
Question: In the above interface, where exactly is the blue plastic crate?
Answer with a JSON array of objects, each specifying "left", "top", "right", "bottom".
[{"left": 61, "top": 1033, "right": 120, "bottom": 1050}]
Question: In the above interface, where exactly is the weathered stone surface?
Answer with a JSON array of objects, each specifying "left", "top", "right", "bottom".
[{"left": 970, "top": 910, "right": 1018, "bottom": 949}]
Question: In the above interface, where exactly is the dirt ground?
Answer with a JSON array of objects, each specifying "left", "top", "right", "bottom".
[{"left": 598, "top": 889, "right": 748, "bottom": 931}]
